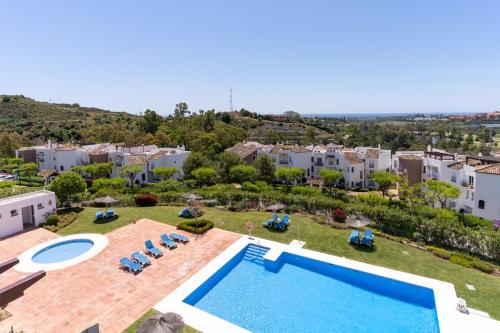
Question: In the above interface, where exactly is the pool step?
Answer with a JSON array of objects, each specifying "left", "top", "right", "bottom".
[{"left": 243, "top": 245, "right": 269, "bottom": 265}]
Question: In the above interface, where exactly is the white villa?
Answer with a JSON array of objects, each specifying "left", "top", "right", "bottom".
[
  {"left": 227, "top": 142, "right": 392, "bottom": 189},
  {"left": 16, "top": 142, "right": 191, "bottom": 186},
  {"left": 0, "top": 190, "right": 56, "bottom": 239}
]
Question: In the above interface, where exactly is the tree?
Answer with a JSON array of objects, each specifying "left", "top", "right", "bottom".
[
  {"left": 254, "top": 155, "right": 275, "bottom": 183},
  {"left": 372, "top": 171, "right": 400, "bottom": 197},
  {"left": 275, "top": 167, "right": 305, "bottom": 193},
  {"left": 182, "top": 152, "right": 208, "bottom": 178},
  {"left": 48, "top": 172, "right": 86, "bottom": 207},
  {"left": 153, "top": 166, "right": 178, "bottom": 181},
  {"left": 144, "top": 109, "right": 161, "bottom": 134},
  {"left": 303, "top": 127, "right": 316, "bottom": 144},
  {"left": 174, "top": 102, "right": 190, "bottom": 118},
  {"left": 120, "top": 165, "right": 142, "bottom": 189},
  {"left": 425, "top": 180, "right": 460, "bottom": 209},
  {"left": 192, "top": 167, "right": 216, "bottom": 186},
  {"left": 82, "top": 162, "right": 113, "bottom": 180},
  {"left": 19, "top": 162, "right": 38, "bottom": 183},
  {"left": 216, "top": 151, "right": 242, "bottom": 182},
  {"left": 230, "top": 165, "right": 257, "bottom": 184},
  {"left": 319, "top": 169, "right": 342, "bottom": 194},
  {"left": 202, "top": 109, "right": 216, "bottom": 132}
]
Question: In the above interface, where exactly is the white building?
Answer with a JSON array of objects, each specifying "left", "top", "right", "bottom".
[
  {"left": 0, "top": 190, "right": 56, "bottom": 239},
  {"left": 16, "top": 142, "right": 191, "bottom": 184},
  {"left": 473, "top": 164, "right": 500, "bottom": 221}
]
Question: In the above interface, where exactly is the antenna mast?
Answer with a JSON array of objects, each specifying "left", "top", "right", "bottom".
[{"left": 229, "top": 87, "right": 234, "bottom": 112}]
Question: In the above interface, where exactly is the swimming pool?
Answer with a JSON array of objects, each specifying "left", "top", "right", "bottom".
[
  {"left": 32, "top": 239, "right": 94, "bottom": 264},
  {"left": 156, "top": 237, "right": 462, "bottom": 333},
  {"left": 184, "top": 244, "right": 439, "bottom": 333},
  {"left": 16, "top": 234, "right": 108, "bottom": 272}
]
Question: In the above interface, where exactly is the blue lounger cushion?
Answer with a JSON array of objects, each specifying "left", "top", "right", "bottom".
[
  {"left": 348, "top": 230, "right": 359, "bottom": 244},
  {"left": 144, "top": 240, "right": 163, "bottom": 257},
  {"left": 131, "top": 252, "right": 150, "bottom": 266},
  {"left": 170, "top": 233, "right": 189, "bottom": 243},
  {"left": 120, "top": 257, "right": 142, "bottom": 272},
  {"left": 160, "top": 234, "right": 177, "bottom": 249}
]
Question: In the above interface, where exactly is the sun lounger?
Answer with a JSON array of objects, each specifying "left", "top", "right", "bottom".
[
  {"left": 262, "top": 213, "right": 279, "bottom": 227},
  {"left": 361, "top": 229, "right": 374, "bottom": 246},
  {"left": 144, "top": 240, "right": 163, "bottom": 257},
  {"left": 106, "top": 210, "right": 114, "bottom": 218},
  {"left": 170, "top": 233, "right": 189, "bottom": 243},
  {"left": 120, "top": 257, "right": 142, "bottom": 273},
  {"left": 96, "top": 211, "right": 104, "bottom": 220},
  {"left": 131, "top": 252, "right": 151, "bottom": 267},
  {"left": 348, "top": 230, "right": 360, "bottom": 244},
  {"left": 159, "top": 234, "right": 177, "bottom": 249}
]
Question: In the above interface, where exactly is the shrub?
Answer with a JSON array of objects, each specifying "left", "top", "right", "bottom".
[
  {"left": 242, "top": 181, "right": 259, "bottom": 192},
  {"left": 45, "top": 214, "right": 60, "bottom": 226},
  {"left": 177, "top": 219, "right": 214, "bottom": 234},
  {"left": 332, "top": 208, "right": 347, "bottom": 223},
  {"left": 43, "top": 225, "right": 58, "bottom": 232},
  {"left": 471, "top": 260, "right": 494, "bottom": 274},
  {"left": 462, "top": 214, "right": 492, "bottom": 229},
  {"left": 449, "top": 254, "right": 473, "bottom": 268},
  {"left": 291, "top": 186, "right": 321, "bottom": 196},
  {"left": 228, "top": 201, "right": 245, "bottom": 212},
  {"left": 135, "top": 194, "right": 158, "bottom": 207},
  {"left": 427, "top": 246, "right": 451, "bottom": 259}
]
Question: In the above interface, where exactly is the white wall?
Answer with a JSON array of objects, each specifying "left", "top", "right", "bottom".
[
  {"left": 473, "top": 173, "right": 500, "bottom": 221},
  {"left": 0, "top": 191, "right": 56, "bottom": 238}
]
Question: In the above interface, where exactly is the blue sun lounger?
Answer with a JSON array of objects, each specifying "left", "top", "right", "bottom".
[
  {"left": 170, "top": 233, "right": 189, "bottom": 243},
  {"left": 361, "top": 229, "right": 374, "bottom": 246},
  {"left": 96, "top": 211, "right": 104, "bottom": 220},
  {"left": 144, "top": 240, "right": 163, "bottom": 257},
  {"left": 131, "top": 251, "right": 151, "bottom": 267},
  {"left": 106, "top": 210, "right": 114, "bottom": 218},
  {"left": 263, "top": 213, "right": 279, "bottom": 227},
  {"left": 159, "top": 234, "right": 177, "bottom": 249},
  {"left": 120, "top": 257, "right": 142, "bottom": 273},
  {"left": 348, "top": 230, "right": 360, "bottom": 244},
  {"left": 276, "top": 217, "right": 290, "bottom": 230}
]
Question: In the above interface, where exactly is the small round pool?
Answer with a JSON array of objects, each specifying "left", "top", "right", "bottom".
[
  {"left": 32, "top": 239, "right": 95, "bottom": 264},
  {"left": 16, "top": 234, "right": 108, "bottom": 272}
]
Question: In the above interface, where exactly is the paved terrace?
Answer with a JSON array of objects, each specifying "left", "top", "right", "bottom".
[{"left": 0, "top": 219, "right": 241, "bottom": 333}]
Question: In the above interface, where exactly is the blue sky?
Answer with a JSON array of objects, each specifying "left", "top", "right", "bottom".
[{"left": 1, "top": 1, "right": 499, "bottom": 115}]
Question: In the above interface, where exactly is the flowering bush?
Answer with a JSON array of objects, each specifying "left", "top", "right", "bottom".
[
  {"left": 332, "top": 208, "right": 347, "bottom": 223},
  {"left": 135, "top": 194, "right": 158, "bottom": 207}
]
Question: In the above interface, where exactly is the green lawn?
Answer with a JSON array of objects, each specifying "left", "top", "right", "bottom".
[
  {"left": 60, "top": 206, "right": 500, "bottom": 320},
  {"left": 122, "top": 309, "right": 200, "bottom": 333}
]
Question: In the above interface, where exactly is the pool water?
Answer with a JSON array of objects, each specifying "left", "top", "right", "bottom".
[
  {"left": 184, "top": 245, "right": 440, "bottom": 333},
  {"left": 32, "top": 239, "right": 94, "bottom": 264}
]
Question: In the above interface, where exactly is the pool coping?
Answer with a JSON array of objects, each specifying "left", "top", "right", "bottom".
[
  {"left": 154, "top": 236, "right": 466, "bottom": 333},
  {"left": 15, "top": 234, "right": 108, "bottom": 272}
]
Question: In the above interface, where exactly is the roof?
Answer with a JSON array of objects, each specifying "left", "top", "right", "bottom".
[
  {"left": 343, "top": 151, "right": 364, "bottom": 164},
  {"left": 226, "top": 143, "right": 259, "bottom": 159},
  {"left": 399, "top": 154, "right": 422, "bottom": 161},
  {"left": 270, "top": 145, "right": 311, "bottom": 154},
  {"left": 0, "top": 190, "right": 55, "bottom": 205},
  {"left": 365, "top": 148, "right": 380, "bottom": 159},
  {"left": 475, "top": 163, "right": 500, "bottom": 175},
  {"left": 448, "top": 161, "right": 465, "bottom": 170},
  {"left": 127, "top": 155, "right": 147, "bottom": 166}
]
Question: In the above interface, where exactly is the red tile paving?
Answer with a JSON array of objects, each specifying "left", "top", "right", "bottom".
[{"left": 0, "top": 219, "right": 241, "bottom": 333}]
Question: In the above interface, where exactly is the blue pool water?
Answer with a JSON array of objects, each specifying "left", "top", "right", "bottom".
[
  {"left": 32, "top": 239, "right": 94, "bottom": 264},
  {"left": 184, "top": 245, "right": 440, "bottom": 333}
]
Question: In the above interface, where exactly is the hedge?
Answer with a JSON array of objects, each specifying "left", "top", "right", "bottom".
[
  {"left": 177, "top": 219, "right": 214, "bottom": 234},
  {"left": 135, "top": 194, "right": 158, "bottom": 207}
]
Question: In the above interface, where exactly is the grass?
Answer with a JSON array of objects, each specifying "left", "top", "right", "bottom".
[
  {"left": 60, "top": 206, "right": 500, "bottom": 320},
  {"left": 122, "top": 309, "right": 200, "bottom": 333}
]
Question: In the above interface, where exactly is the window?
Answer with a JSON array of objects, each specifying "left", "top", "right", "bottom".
[
  {"left": 351, "top": 167, "right": 354, "bottom": 173},
  {"left": 141, "top": 173, "right": 146, "bottom": 181},
  {"left": 336, "top": 159, "right": 339, "bottom": 165},
  {"left": 351, "top": 181, "right": 354, "bottom": 187},
  {"left": 468, "top": 176, "right": 474, "bottom": 186},
  {"left": 451, "top": 174, "right": 457, "bottom": 183},
  {"left": 466, "top": 191, "right": 469, "bottom": 199},
  {"left": 449, "top": 201, "right": 456, "bottom": 208},
  {"left": 60, "top": 165, "right": 64, "bottom": 171},
  {"left": 37, "top": 203, "right": 44, "bottom": 210},
  {"left": 423, "top": 166, "right": 426, "bottom": 174},
  {"left": 11, "top": 209, "right": 18, "bottom": 217},
  {"left": 471, "top": 192, "right": 474, "bottom": 200},
  {"left": 368, "top": 161, "right": 375, "bottom": 168},
  {"left": 311, "top": 157, "right": 314, "bottom": 162},
  {"left": 478, "top": 200, "right": 485, "bottom": 209},
  {"left": 360, "top": 171, "right": 363, "bottom": 179}
]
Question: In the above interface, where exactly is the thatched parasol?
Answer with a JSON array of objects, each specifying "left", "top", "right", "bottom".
[
  {"left": 264, "top": 203, "right": 286, "bottom": 212},
  {"left": 346, "top": 214, "right": 371, "bottom": 229},
  {"left": 94, "top": 195, "right": 119, "bottom": 214},
  {"left": 136, "top": 312, "right": 184, "bottom": 333}
]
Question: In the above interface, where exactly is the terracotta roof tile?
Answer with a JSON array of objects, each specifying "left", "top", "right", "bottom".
[
  {"left": 344, "top": 151, "right": 364, "bottom": 164},
  {"left": 127, "top": 155, "right": 147, "bottom": 166},
  {"left": 365, "top": 148, "right": 380, "bottom": 159},
  {"left": 448, "top": 161, "right": 465, "bottom": 170},
  {"left": 475, "top": 163, "right": 500, "bottom": 175}
]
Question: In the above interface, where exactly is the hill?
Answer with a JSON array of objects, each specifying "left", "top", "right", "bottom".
[{"left": 0, "top": 95, "right": 139, "bottom": 143}]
